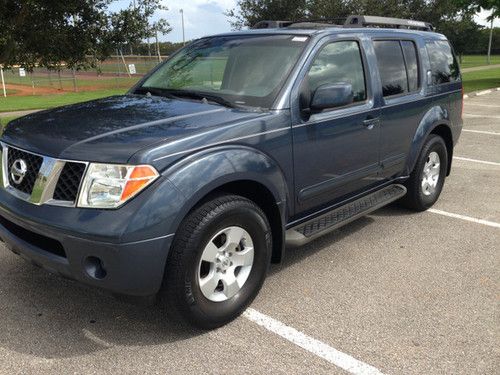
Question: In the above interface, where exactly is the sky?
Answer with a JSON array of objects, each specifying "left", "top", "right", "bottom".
[
  {"left": 109, "top": 0, "right": 238, "bottom": 43},
  {"left": 109, "top": 1, "right": 499, "bottom": 44}
]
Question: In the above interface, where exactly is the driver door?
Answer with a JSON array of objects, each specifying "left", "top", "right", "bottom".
[{"left": 292, "top": 39, "right": 381, "bottom": 213}]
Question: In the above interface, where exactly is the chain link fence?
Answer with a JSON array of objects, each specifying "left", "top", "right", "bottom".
[{"left": 2, "top": 55, "right": 166, "bottom": 96}]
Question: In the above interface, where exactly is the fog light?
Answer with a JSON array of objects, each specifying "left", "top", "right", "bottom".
[{"left": 84, "top": 256, "right": 107, "bottom": 280}]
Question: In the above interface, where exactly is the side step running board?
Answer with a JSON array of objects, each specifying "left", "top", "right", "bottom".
[{"left": 286, "top": 184, "right": 407, "bottom": 247}]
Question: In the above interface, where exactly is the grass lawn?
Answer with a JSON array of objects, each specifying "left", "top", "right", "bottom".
[
  {"left": 462, "top": 67, "right": 500, "bottom": 93},
  {"left": 0, "top": 116, "right": 19, "bottom": 128},
  {"left": 0, "top": 89, "right": 127, "bottom": 112},
  {"left": 460, "top": 55, "right": 500, "bottom": 69},
  {"left": 3, "top": 73, "right": 139, "bottom": 91}
]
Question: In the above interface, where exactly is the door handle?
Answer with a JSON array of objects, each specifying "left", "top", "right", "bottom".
[{"left": 363, "top": 117, "right": 380, "bottom": 130}]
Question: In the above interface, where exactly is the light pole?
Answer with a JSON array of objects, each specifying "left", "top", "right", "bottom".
[{"left": 180, "top": 9, "right": 185, "bottom": 45}]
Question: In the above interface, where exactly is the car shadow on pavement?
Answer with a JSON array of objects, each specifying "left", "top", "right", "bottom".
[
  {"left": 369, "top": 203, "right": 420, "bottom": 217},
  {"left": 269, "top": 203, "right": 417, "bottom": 276},
  {"left": 270, "top": 215, "right": 376, "bottom": 276},
  {"left": 0, "top": 252, "right": 202, "bottom": 359}
]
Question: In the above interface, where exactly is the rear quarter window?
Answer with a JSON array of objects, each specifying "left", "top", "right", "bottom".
[
  {"left": 426, "top": 40, "right": 460, "bottom": 85},
  {"left": 401, "top": 41, "right": 419, "bottom": 92},
  {"left": 373, "top": 40, "right": 409, "bottom": 97}
]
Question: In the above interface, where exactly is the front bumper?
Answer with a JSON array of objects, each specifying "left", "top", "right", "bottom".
[{"left": 0, "top": 188, "right": 174, "bottom": 297}]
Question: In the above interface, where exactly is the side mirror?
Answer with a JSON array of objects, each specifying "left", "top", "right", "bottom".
[{"left": 310, "top": 83, "right": 354, "bottom": 111}]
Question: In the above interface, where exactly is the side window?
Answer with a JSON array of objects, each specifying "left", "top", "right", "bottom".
[
  {"left": 426, "top": 40, "right": 460, "bottom": 85},
  {"left": 307, "top": 41, "right": 367, "bottom": 104},
  {"left": 401, "top": 41, "right": 419, "bottom": 92},
  {"left": 373, "top": 40, "right": 408, "bottom": 97}
]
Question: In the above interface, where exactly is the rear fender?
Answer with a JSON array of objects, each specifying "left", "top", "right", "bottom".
[{"left": 405, "top": 105, "right": 451, "bottom": 175}]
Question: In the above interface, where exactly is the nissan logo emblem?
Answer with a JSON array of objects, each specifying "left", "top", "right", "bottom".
[{"left": 10, "top": 159, "right": 28, "bottom": 185}]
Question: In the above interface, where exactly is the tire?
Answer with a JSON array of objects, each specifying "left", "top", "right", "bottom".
[
  {"left": 401, "top": 134, "right": 448, "bottom": 211},
  {"left": 160, "top": 194, "right": 272, "bottom": 329}
]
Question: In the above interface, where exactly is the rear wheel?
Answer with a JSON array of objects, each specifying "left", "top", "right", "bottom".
[
  {"left": 160, "top": 194, "right": 272, "bottom": 329},
  {"left": 401, "top": 134, "right": 448, "bottom": 211}
]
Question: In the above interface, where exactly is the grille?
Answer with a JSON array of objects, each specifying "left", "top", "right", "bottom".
[
  {"left": 53, "top": 162, "right": 86, "bottom": 202},
  {"left": 7, "top": 147, "right": 43, "bottom": 195}
]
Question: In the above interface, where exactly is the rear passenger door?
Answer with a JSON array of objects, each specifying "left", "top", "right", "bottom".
[
  {"left": 291, "top": 38, "right": 381, "bottom": 213},
  {"left": 374, "top": 39, "right": 422, "bottom": 179}
]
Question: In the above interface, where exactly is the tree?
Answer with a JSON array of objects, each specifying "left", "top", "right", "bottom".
[
  {"left": 457, "top": 1, "right": 500, "bottom": 61},
  {"left": 0, "top": 0, "right": 113, "bottom": 71},
  {"left": 438, "top": 16, "right": 483, "bottom": 60},
  {"left": 151, "top": 19, "right": 172, "bottom": 60},
  {"left": 225, "top": 0, "right": 309, "bottom": 30},
  {"left": 226, "top": 0, "right": 469, "bottom": 29},
  {"left": 457, "top": 0, "right": 499, "bottom": 20},
  {"left": 110, "top": 0, "right": 171, "bottom": 55},
  {"left": 0, "top": 0, "right": 172, "bottom": 71}
]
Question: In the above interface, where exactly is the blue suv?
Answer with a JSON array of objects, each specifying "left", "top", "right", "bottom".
[{"left": 0, "top": 16, "right": 462, "bottom": 328}]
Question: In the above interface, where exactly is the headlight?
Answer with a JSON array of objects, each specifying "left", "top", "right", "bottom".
[{"left": 77, "top": 163, "right": 159, "bottom": 208}]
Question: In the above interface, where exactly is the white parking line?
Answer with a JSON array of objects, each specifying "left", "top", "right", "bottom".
[
  {"left": 453, "top": 156, "right": 500, "bottom": 166},
  {"left": 475, "top": 89, "right": 493, "bottom": 96},
  {"left": 464, "top": 114, "right": 500, "bottom": 119},
  {"left": 428, "top": 209, "right": 500, "bottom": 229},
  {"left": 462, "top": 129, "right": 500, "bottom": 136},
  {"left": 82, "top": 329, "right": 113, "bottom": 348},
  {"left": 464, "top": 103, "right": 500, "bottom": 108},
  {"left": 244, "top": 308, "right": 385, "bottom": 375}
]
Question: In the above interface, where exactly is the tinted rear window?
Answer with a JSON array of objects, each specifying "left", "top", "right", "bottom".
[
  {"left": 426, "top": 40, "right": 460, "bottom": 84},
  {"left": 373, "top": 40, "right": 408, "bottom": 97},
  {"left": 401, "top": 41, "right": 419, "bottom": 91}
]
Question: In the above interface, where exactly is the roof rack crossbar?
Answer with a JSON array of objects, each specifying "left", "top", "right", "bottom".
[{"left": 344, "top": 15, "right": 433, "bottom": 31}]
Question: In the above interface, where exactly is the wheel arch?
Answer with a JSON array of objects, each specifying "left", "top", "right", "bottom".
[
  {"left": 164, "top": 146, "right": 289, "bottom": 264},
  {"left": 406, "top": 106, "right": 454, "bottom": 176},
  {"left": 187, "top": 180, "right": 285, "bottom": 264},
  {"left": 429, "top": 124, "right": 453, "bottom": 176}
]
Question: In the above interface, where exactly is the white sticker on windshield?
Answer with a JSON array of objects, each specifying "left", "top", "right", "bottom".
[{"left": 292, "top": 36, "right": 308, "bottom": 42}]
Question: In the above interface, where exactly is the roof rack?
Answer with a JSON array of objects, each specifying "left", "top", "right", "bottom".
[
  {"left": 252, "top": 20, "right": 294, "bottom": 29},
  {"left": 252, "top": 15, "right": 434, "bottom": 32},
  {"left": 343, "top": 15, "right": 433, "bottom": 31},
  {"left": 287, "top": 18, "right": 345, "bottom": 29}
]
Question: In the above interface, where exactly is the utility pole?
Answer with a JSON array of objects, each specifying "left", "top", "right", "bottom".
[
  {"left": 180, "top": 9, "right": 185, "bottom": 45},
  {"left": 487, "top": 17, "right": 494, "bottom": 65}
]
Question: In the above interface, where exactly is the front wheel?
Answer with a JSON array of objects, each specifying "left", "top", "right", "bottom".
[
  {"left": 401, "top": 134, "right": 448, "bottom": 211},
  {"left": 160, "top": 195, "right": 272, "bottom": 329}
]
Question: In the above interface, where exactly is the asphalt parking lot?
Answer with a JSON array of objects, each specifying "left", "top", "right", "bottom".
[{"left": 0, "top": 91, "right": 499, "bottom": 375}]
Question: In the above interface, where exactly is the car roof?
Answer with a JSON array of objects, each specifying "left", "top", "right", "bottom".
[{"left": 209, "top": 27, "right": 446, "bottom": 40}]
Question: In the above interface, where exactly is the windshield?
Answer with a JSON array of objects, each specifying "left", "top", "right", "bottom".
[{"left": 139, "top": 34, "right": 309, "bottom": 108}]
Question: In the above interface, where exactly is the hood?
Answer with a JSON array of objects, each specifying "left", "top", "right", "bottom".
[{"left": 1, "top": 95, "right": 263, "bottom": 163}]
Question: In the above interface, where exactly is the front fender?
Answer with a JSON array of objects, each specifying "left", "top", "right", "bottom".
[
  {"left": 405, "top": 105, "right": 451, "bottom": 175},
  {"left": 162, "top": 145, "right": 289, "bottom": 236}
]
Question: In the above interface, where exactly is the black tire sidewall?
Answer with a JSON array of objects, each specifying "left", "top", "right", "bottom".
[
  {"left": 176, "top": 198, "right": 271, "bottom": 327},
  {"left": 415, "top": 136, "right": 448, "bottom": 208}
]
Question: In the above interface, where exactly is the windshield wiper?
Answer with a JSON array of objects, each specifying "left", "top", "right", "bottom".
[
  {"left": 135, "top": 87, "right": 240, "bottom": 109},
  {"left": 134, "top": 87, "right": 177, "bottom": 99},
  {"left": 161, "top": 89, "right": 238, "bottom": 109}
]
